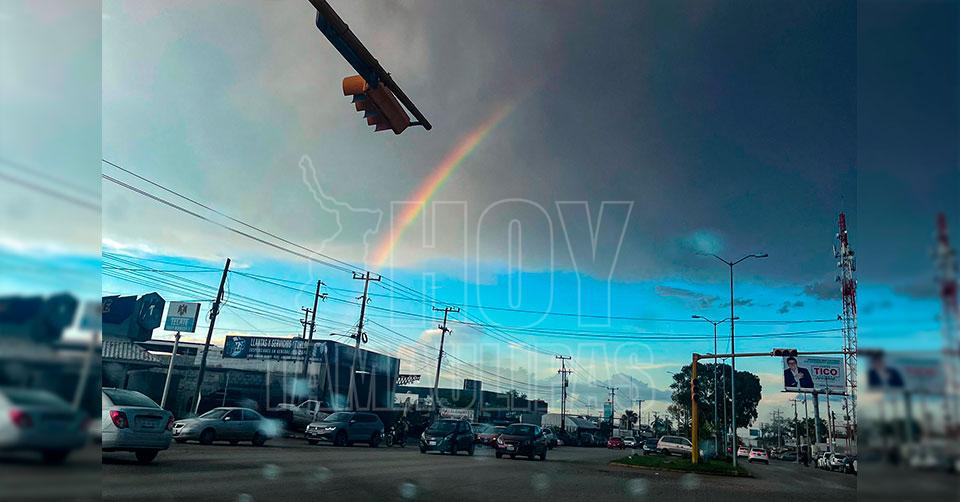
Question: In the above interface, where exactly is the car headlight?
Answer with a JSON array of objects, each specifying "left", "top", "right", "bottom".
[
  {"left": 497, "top": 437, "right": 504, "bottom": 445},
  {"left": 323, "top": 426, "right": 337, "bottom": 431}
]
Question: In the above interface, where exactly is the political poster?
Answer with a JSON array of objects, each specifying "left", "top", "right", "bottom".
[{"left": 782, "top": 355, "right": 845, "bottom": 393}]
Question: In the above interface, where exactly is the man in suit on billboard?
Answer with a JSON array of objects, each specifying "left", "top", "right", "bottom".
[{"left": 783, "top": 356, "right": 815, "bottom": 389}]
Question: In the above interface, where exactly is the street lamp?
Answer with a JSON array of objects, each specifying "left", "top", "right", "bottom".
[
  {"left": 710, "top": 252, "right": 767, "bottom": 468},
  {"left": 691, "top": 314, "right": 737, "bottom": 456}
]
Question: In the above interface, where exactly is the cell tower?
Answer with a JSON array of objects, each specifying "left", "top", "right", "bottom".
[
  {"left": 835, "top": 212, "right": 857, "bottom": 436},
  {"left": 935, "top": 213, "right": 960, "bottom": 435}
]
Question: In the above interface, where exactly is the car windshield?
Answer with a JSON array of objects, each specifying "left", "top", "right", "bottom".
[
  {"left": 427, "top": 420, "right": 458, "bottom": 433},
  {"left": 103, "top": 389, "right": 159, "bottom": 408},
  {"left": 503, "top": 424, "right": 536, "bottom": 435},
  {"left": 323, "top": 412, "right": 353, "bottom": 422},
  {"left": 199, "top": 409, "right": 229, "bottom": 419},
  {"left": 475, "top": 424, "right": 493, "bottom": 433}
]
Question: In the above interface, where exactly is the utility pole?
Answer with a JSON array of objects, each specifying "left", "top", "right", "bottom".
[
  {"left": 556, "top": 356, "right": 572, "bottom": 432},
  {"left": 431, "top": 306, "right": 460, "bottom": 414},
  {"left": 636, "top": 399, "right": 644, "bottom": 432},
  {"left": 348, "top": 271, "right": 380, "bottom": 411},
  {"left": 602, "top": 386, "right": 619, "bottom": 425},
  {"left": 792, "top": 398, "right": 801, "bottom": 464},
  {"left": 193, "top": 258, "right": 230, "bottom": 415},
  {"left": 300, "top": 280, "right": 327, "bottom": 380}
]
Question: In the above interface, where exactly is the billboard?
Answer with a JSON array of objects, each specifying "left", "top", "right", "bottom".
[
  {"left": 163, "top": 301, "right": 201, "bottom": 333},
  {"left": 222, "top": 335, "right": 324, "bottom": 361},
  {"left": 782, "top": 355, "right": 845, "bottom": 393},
  {"left": 867, "top": 351, "right": 945, "bottom": 396}
]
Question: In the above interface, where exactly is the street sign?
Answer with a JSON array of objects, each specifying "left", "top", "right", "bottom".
[
  {"left": 163, "top": 301, "right": 201, "bottom": 333},
  {"left": 78, "top": 301, "right": 102, "bottom": 331},
  {"left": 222, "top": 335, "right": 324, "bottom": 361},
  {"left": 782, "top": 355, "right": 845, "bottom": 393},
  {"left": 136, "top": 293, "right": 165, "bottom": 330}
]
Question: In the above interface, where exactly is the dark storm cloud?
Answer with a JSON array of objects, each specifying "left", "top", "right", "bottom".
[
  {"left": 654, "top": 285, "right": 719, "bottom": 309},
  {"left": 804, "top": 280, "right": 841, "bottom": 300}
]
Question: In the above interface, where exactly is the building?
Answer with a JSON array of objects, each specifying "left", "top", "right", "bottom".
[{"left": 397, "top": 380, "right": 549, "bottom": 425}]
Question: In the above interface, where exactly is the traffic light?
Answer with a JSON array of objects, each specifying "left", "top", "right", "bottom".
[
  {"left": 691, "top": 379, "right": 700, "bottom": 402},
  {"left": 772, "top": 348, "right": 799, "bottom": 357},
  {"left": 342, "top": 75, "right": 411, "bottom": 134}
]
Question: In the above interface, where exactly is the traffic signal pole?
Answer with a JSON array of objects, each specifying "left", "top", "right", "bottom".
[{"left": 689, "top": 348, "right": 853, "bottom": 465}]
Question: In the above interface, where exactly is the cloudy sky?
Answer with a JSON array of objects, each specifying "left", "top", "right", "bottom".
[{"left": 2, "top": 1, "right": 955, "bottom": 423}]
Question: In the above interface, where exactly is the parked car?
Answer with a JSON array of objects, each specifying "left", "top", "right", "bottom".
[
  {"left": 780, "top": 451, "right": 797, "bottom": 462},
  {"left": 542, "top": 428, "right": 559, "bottom": 449},
  {"left": 495, "top": 423, "right": 548, "bottom": 460},
  {"left": 101, "top": 388, "right": 172, "bottom": 464},
  {"left": 275, "top": 400, "right": 328, "bottom": 433},
  {"left": 748, "top": 448, "right": 770, "bottom": 464},
  {"left": 419, "top": 418, "right": 475, "bottom": 455},
  {"left": 0, "top": 387, "right": 87, "bottom": 464},
  {"left": 607, "top": 437, "right": 625, "bottom": 449},
  {"left": 737, "top": 446, "right": 750, "bottom": 458},
  {"left": 641, "top": 437, "right": 660, "bottom": 455},
  {"left": 657, "top": 435, "right": 698, "bottom": 457},
  {"left": 623, "top": 436, "right": 637, "bottom": 448},
  {"left": 172, "top": 407, "right": 276, "bottom": 446},
  {"left": 472, "top": 423, "right": 499, "bottom": 445},
  {"left": 828, "top": 453, "right": 848, "bottom": 471},
  {"left": 304, "top": 411, "right": 383, "bottom": 447}
]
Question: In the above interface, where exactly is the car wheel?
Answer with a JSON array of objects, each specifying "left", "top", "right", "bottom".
[
  {"left": 199, "top": 429, "right": 216, "bottom": 445},
  {"left": 229, "top": 440, "right": 239, "bottom": 445},
  {"left": 135, "top": 450, "right": 159, "bottom": 464},
  {"left": 468, "top": 444, "right": 475, "bottom": 456},
  {"left": 41, "top": 450, "right": 70, "bottom": 464},
  {"left": 174, "top": 438, "right": 187, "bottom": 444},
  {"left": 450, "top": 443, "right": 458, "bottom": 455},
  {"left": 510, "top": 454, "right": 516, "bottom": 459},
  {"left": 539, "top": 450, "right": 546, "bottom": 461},
  {"left": 496, "top": 451, "right": 503, "bottom": 459},
  {"left": 308, "top": 439, "right": 318, "bottom": 445},
  {"left": 252, "top": 432, "right": 267, "bottom": 447},
  {"left": 334, "top": 431, "right": 347, "bottom": 447},
  {"left": 661, "top": 449, "right": 671, "bottom": 456},
  {"left": 369, "top": 432, "right": 382, "bottom": 447}
]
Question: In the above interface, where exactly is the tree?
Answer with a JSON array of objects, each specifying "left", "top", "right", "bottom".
[
  {"left": 620, "top": 410, "right": 638, "bottom": 430},
  {"left": 669, "top": 361, "right": 762, "bottom": 437}
]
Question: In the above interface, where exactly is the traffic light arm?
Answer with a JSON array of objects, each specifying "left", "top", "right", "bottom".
[{"left": 311, "top": 0, "right": 432, "bottom": 130}]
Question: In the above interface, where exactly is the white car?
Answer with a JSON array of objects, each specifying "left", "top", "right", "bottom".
[
  {"left": 623, "top": 436, "right": 637, "bottom": 448},
  {"left": 748, "top": 448, "right": 769, "bottom": 464},
  {"left": 0, "top": 387, "right": 87, "bottom": 464},
  {"left": 828, "top": 454, "right": 848, "bottom": 471},
  {"left": 737, "top": 446, "right": 750, "bottom": 458},
  {"left": 276, "top": 400, "right": 328, "bottom": 433},
  {"left": 656, "top": 435, "right": 702, "bottom": 457},
  {"left": 101, "top": 388, "right": 173, "bottom": 463}
]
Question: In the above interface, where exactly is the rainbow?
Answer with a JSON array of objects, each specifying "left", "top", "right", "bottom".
[{"left": 372, "top": 103, "right": 515, "bottom": 267}]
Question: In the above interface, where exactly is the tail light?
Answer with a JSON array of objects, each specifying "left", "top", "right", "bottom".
[
  {"left": 109, "top": 410, "right": 128, "bottom": 429},
  {"left": 10, "top": 409, "right": 32, "bottom": 428},
  {"left": 166, "top": 416, "right": 175, "bottom": 431}
]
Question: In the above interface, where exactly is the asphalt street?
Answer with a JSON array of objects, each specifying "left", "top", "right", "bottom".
[
  {"left": 99, "top": 438, "right": 857, "bottom": 502},
  {"left": 0, "top": 445, "right": 102, "bottom": 501}
]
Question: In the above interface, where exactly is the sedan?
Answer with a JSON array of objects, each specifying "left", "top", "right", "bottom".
[
  {"left": 101, "top": 388, "right": 172, "bottom": 463},
  {"left": 472, "top": 423, "right": 500, "bottom": 446},
  {"left": 748, "top": 448, "right": 770, "bottom": 464},
  {"left": 623, "top": 436, "right": 637, "bottom": 448},
  {"left": 737, "top": 446, "right": 750, "bottom": 458},
  {"left": 420, "top": 418, "right": 475, "bottom": 455},
  {"left": 607, "top": 437, "right": 625, "bottom": 449},
  {"left": 172, "top": 407, "right": 276, "bottom": 446},
  {"left": 495, "top": 423, "right": 547, "bottom": 461},
  {"left": 0, "top": 387, "right": 87, "bottom": 464}
]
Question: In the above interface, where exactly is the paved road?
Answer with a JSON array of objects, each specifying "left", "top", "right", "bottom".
[
  {"left": 102, "top": 439, "right": 856, "bottom": 502},
  {"left": 0, "top": 445, "right": 101, "bottom": 501}
]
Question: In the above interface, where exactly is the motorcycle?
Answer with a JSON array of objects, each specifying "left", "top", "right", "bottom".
[{"left": 384, "top": 427, "right": 407, "bottom": 448}]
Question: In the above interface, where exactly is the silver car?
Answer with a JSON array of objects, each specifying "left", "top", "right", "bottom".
[
  {"left": 101, "top": 388, "right": 172, "bottom": 463},
  {"left": 0, "top": 387, "right": 87, "bottom": 463},
  {"left": 172, "top": 407, "right": 277, "bottom": 446}
]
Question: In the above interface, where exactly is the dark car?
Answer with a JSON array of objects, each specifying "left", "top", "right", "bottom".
[
  {"left": 304, "top": 411, "right": 384, "bottom": 447},
  {"left": 420, "top": 418, "right": 475, "bottom": 455},
  {"left": 641, "top": 438, "right": 659, "bottom": 455},
  {"left": 495, "top": 423, "right": 548, "bottom": 460}
]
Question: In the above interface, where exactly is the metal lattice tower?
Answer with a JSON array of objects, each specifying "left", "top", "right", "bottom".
[
  {"left": 835, "top": 213, "right": 858, "bottom": 435},
  {"left": 935, "top": 213, "right": 960, "bottom": 435}
]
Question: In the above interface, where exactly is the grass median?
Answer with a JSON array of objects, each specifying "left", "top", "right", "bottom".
[{"left": 611, "top": 453, "right": 752, "bottom": 477}]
